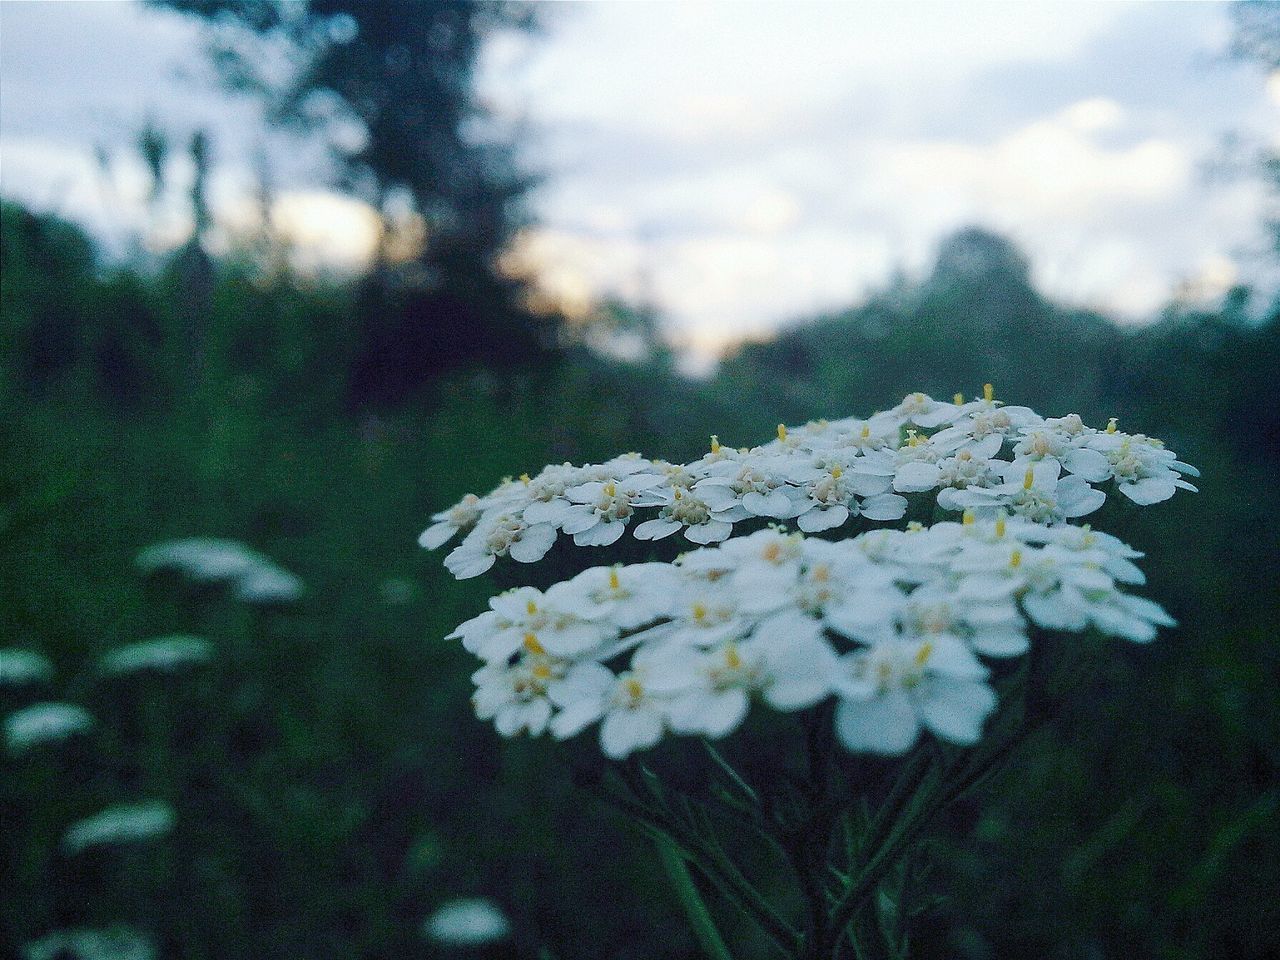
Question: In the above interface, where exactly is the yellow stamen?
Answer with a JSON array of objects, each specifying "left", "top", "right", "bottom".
[
  {"left": 962, "top": 509, "right": 976, "bottom": 526},
  {"left": 724, "top": 646, "right": 742, "bottom": 670},
  {"left": 811, "top": 564, "right": 830, "bottom": 582},
  {"left": 526, "top": 600, "right": 538, "bottom": 616},
  {"left": 907, "top": 521, "right": 924, "bottom": 532},
  {"left": 983, "top": 382, "right": 994, "bottom": 402},
  {"left": 954, "top": 392, "right": 964, "bottom": 405},
  {"left": 762, "top": 542, "right": 781, "bottom": 562},
  {"left": 692, "top": 602, "right": 708, "bottom": 622},
  {"left": 914, "top": 641, "right": 934, "bottom": 667},
  {"left": 1023, "top": 467, "right": 1035, "bottom": 490},
  {"left": 624, "top": 677, "right": 645, "bottom": 701},
  {"left": 608, "top": 567, "right": 621, "bottom": 591},
  {"left": 710, "top": 435, "right": 721, "bottom": 454},
  {"left": 1106, "top": 417, "right": 1118, "bottom": 434},
  {"left": 1009, "top": 550, "right": 1022, "bottom": 569},
  {"left": 519, "top": 472, "right": 531, "bottom": 484},
  {"left": 777, "top": 423, "right": 788, "bottom": 441},
  {"left": 995, "top": 514, "right": 1007, "bottom": 539},
  {"left": 860, "top": 425, "right": 871, "bottom": 440},
  {"left": 603, "top": 481, "right": 616, "bottom": 498},
  {"left": 831, "top": 465, "right": 843, "bottom": 479},
  {"left": 523, "top": 633, "right": 545, "bottom": 655},
  {"left": 531, "top": 662, "right": 552, "bottom": 680}
]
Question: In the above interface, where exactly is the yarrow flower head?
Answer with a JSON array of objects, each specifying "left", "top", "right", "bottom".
[
  {"left": 62, "top": 800, "right": 175, "bottom": 855},
  {"left": 0, "top": 648, "right": 54, "bottom": 687},
  {"left": 424, "top": 898, "right": 511, "bottom": 947},
  {"left": 99, "top": 635, "right": 213, "bottom": 677},
  {"left": 421, "top": 387, "right": 1194, "bottom": 763},
  {"left": 24, "top": 927, "right": 156, "bottom": 960},
  {"left": 136, "top": 538, "right": 304, "bottom": 605},
  {"left": 5, "top": 702, "right": 94, "bottom": 754}
]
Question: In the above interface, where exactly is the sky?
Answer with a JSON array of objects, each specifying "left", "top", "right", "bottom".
[{"left": 1, "top": 1, "right": 1277, "bottom": 365}]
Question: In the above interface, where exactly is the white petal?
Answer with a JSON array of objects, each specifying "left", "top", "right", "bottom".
[
  {"left": 918, "top": 680, "right": 996, "bottom": 746},
  {"left": 634, "top": 518, "right": 682, "bottom": 541},
  {"left": 1062, "top": 448, "right": 1110, "bottom": 482},
  {"left": 509, "top": 524, "right": 557, "bottom": 562},
  {"left": 859, "top": 494, "right": 908, "bottom": 522},
  {"left": 797, "top": 504, "right": 848, "bottom": 533},
  {"left": 1118, "top": 477, "right": 1176, "bottom": 506},
  {"left": 835, "top": 692, "right": 920, "bottom": 755},
  {"left": 445, "top": 549, "right": 496, "bottom": 580},
  {"left": 697, "top": 689, "right": 751, "bottom": 738},
  {"left": 685, "top": 519, "right": 733, "bottom": 544},
  {"left": 522, "top": 499, "right": 573, "bottom": 526},
  {"left": 600, "top": 707, "right": 664, "bottom": 759},
  {"left": 418, "top": 522, "right": 457, "bottom": 550},
  {"left": 893, "top": 461, "right": 941, "bottom": 493},
  {"left": 573, "top": 521, "right": 627, "bottom": 548}
]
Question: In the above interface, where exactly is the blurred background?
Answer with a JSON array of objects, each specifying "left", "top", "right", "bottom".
[{"left": 1, "top": 1, "right": 1277, "bottom": 958}]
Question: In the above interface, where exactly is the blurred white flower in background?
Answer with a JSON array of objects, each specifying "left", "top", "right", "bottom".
[
  {"left": 0, "top": 648, "right": 54, "bottom": 687},
  {"left": 99, "top": 635, "right": 213, "bottom": 677},
  {"left": 5, "top": 702, "right": 94, "bottom": 754},
  {"left": 424, "top": 897, "right": 511, "bottom": 947},
  {"left": 136, "top": 538, "right": 304, "bottom": 604},
  {"left": 63, "top": 801, "right": 175, "bottom": 855},
  {"left": 25, "top": 926, "right": 156, "bottom": 960},
  {"left": 232, "top": 565, "right": 305, "bottom": 604}
]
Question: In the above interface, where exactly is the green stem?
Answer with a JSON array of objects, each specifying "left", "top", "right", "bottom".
[{"left": 656, "top": 832, "right": 735, "bottom": 960}]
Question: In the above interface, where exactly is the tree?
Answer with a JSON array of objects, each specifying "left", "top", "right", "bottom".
[{"left": 155, "top": 0, "right": 556, "bottom": 406}]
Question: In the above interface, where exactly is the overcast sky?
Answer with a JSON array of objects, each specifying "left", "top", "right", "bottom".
[{"left": 2, "top": 1, "right": 1276, "bottom": 362}]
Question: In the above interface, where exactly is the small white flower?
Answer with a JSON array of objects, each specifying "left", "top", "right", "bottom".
[
  {"left": 696, "top": 456, "right": 804, "bottom": 520},
  {"left": 550, "top": 474, "right": 666, "bottom": 546},
  {"left": 450, "top": 587, "right": 615, "bottom": 663},
  {"left": 633, "top": 486, "right": 736, "bottom": 544},
  {"left": 887, "top": 392, "right": 963, "bottom": 429},
  {"left": 418, "top": 493, "right": 484, "bottom": 550},
  {"left": 834, "top": 637, "right": 996, "bottom": 754},
  {"left": 472, "top": 650, "right": 569, "bottom": 737},
  {"left": 947, "top": 460, "right": 1104, "bottom": 523},
  {"left": 425, "top": 898, "right": 510, "bottom": 947},
  {"left": 550, "top": 664, "right": 669, "bottom": 760},
  {"left": 1087, "top": 431, "right": 1199, "bottom": 505},
  {"left": 445, "top": 514, "right": 557, "bottom": 578},
  {"left": 551, "top": 564, "right": 678, "bottom": 630}
]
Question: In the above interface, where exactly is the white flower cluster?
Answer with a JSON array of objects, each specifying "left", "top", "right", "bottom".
[
  {"left": 0, "top": 648, "right": 54, "bottom": 687},
  {"left": 448, "top": 518, "right": 1173, "bottom": 759},
  {"left": 99, "top": 635, "right": 213, "bottom": 678},
  {"left": 136, "top": 538, "right": 304, "bottom": 604},
  {"left": 25, "top": 926, "right": 156, "bottom": 960},
  {"left": 62, "top": 800, "right": 175, "bottom": 855},
  {"left": 421, "top": 388, "right": 1198, "bottom": 580},
  {"left": 424, "top": 898, "right": 511, "bottom": 947},
  {"left": 426, "top": 390, "right": 1194, "bottom": 761},
  {"left": 5, "top": 701, "right": 95, "bottom": 754}
]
